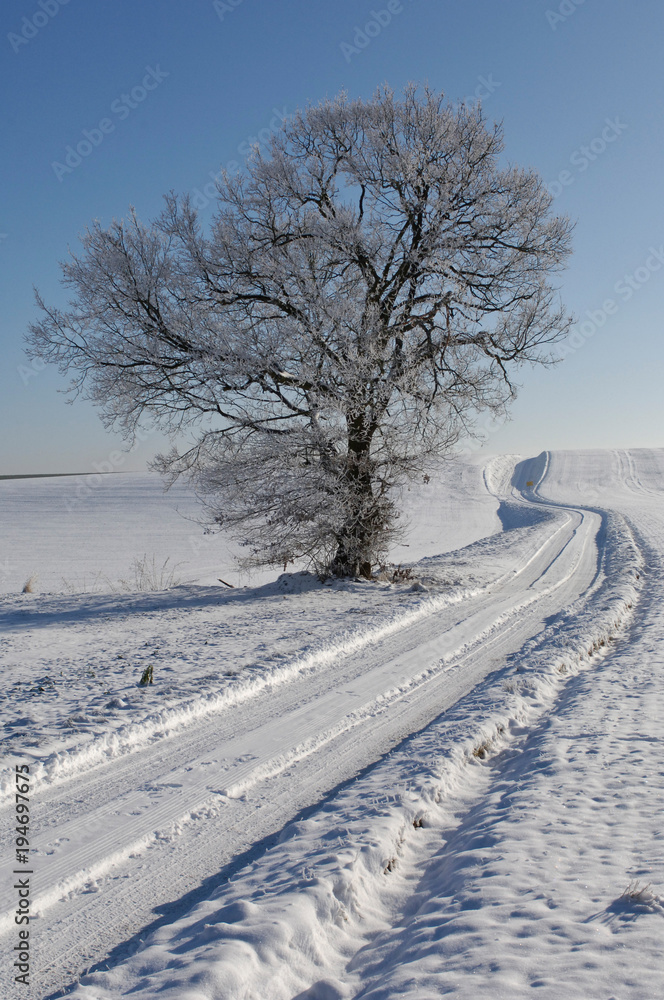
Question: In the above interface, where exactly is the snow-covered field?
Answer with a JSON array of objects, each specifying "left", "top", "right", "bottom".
[
  {"left": 0, "top": 458, "right": 500, "bottom": 595},
  {"left": 1, "top": 449, "right": 663, "bottom": 999}
]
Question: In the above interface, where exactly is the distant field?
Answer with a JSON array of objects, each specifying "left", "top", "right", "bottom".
[
  {"left": 0, "top": 460, "right": 500, "bottom": 595},
  {"left": 0, "top": 473, "right": 101, "bottom": 480}
]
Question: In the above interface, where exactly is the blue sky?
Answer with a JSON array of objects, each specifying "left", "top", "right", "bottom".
[{"left": 2, "top": 0, "right": 663, "bottom": 473}]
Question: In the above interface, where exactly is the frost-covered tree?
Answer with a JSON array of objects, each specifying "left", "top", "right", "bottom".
[{"left": 28, "top": 85, "right": 572, "bottom": 577}]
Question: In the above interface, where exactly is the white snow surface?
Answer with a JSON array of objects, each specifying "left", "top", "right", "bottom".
[{"left": 1, "top": 449, "right": 663, "bottom": 999}]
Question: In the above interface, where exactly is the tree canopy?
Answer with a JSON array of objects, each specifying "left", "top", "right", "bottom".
[{"left": 28, "top": 85, "right": 573, "bottom": 577}]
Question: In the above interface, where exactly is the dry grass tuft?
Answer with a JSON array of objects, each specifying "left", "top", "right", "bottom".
[
  {"left": 118, "top": 555, "right": 181, "bottom": 592},
  {"left": 375, "top": 563, "right": 415, "bottom": 583},
  {"left": 472, "top": 739, "right": 492, "bottom": 760},
  {"left": 139, "top": 664, "right": 154, "bottom": 686}
]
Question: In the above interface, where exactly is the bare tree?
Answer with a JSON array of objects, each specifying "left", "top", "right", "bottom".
[{"left": 28, "top": 85, "right": 573, "bottom": 577}]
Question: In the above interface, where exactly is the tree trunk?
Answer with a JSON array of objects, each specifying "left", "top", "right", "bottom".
[
  {"left": 329, "top": 431, "right": 378, "bottom": 578},
  {"left": 330, "top": 536, "right": 374, "bottom": 579}
]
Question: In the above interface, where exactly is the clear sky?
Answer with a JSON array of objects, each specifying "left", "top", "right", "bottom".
[{"left": 2, "top": 0, "right": 663, "bottom": 474}]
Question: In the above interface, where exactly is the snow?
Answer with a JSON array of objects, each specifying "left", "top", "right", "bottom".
[
  {"left": 0, "top": 472, "right": 265, "bottom": 596},
  {"left": 0, "top": 455, "right": 499, "bottom": 596},
  {"left": 1, "top": 449, "right": 663, "bottom": 999}
]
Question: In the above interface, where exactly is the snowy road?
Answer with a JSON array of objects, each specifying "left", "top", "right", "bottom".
[{"left": 1, "top": 449, "right": 659, "bottom": 998}]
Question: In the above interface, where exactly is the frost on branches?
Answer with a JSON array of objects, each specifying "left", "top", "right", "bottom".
[{"left": 27, "top": 85, "right": 573, "bottom": 578}]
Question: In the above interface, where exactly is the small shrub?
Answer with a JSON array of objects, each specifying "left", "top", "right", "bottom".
[{"left": 22, "top": 574, "right": 38, "bottom": 594}]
